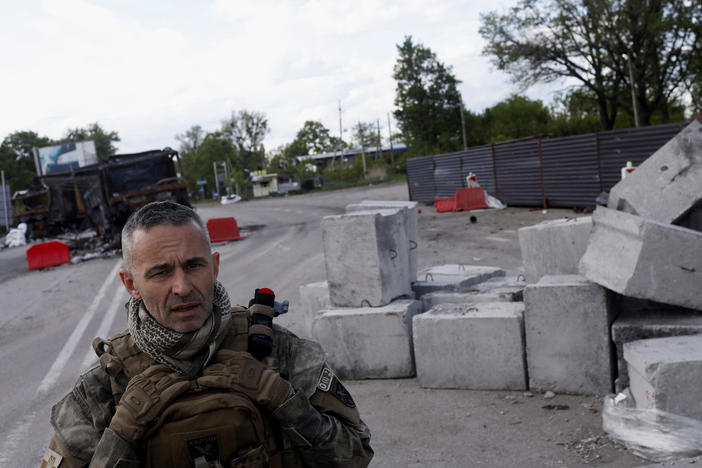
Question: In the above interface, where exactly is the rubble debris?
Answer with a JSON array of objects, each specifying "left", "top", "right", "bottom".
[{"left": 4, "top": 223, "right": 27, "bottom": 247}]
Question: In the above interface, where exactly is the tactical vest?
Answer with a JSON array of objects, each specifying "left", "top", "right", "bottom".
[{"left": 94, "top": 308, "right": 301, "bottom": 468}]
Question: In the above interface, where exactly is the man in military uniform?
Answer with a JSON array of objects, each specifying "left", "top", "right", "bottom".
[{"left": 41, "top": 201, "right": 373, "bottom": 467}]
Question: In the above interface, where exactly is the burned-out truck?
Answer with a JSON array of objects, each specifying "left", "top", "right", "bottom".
[{"left": 12, "top": 148, "right": 189, "bottom": 244}]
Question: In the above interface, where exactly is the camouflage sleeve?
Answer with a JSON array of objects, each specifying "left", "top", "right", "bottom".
[
  {"left": 270, "top": 326, "right": 374, "bottom": 467},
  {"left": 49, "top": 363, "right": 116, "bottom": 463}
]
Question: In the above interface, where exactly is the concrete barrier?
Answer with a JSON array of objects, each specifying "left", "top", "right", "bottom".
[
  {"left": 579, "top": 206, "right": 702, "bottom": 310},
  {"left": 413, "top": 302, "right": 526, "bottom": 390},
  {"left": 611, "top": 304, "right": 702, "bottom": 392},
  {"left": 524, "top": 275, "right": 615, "bottom": 395},
  {"left": 311, "top": 299, "right": 422, "bottom": 379},
  {"left": 608, "top": 119, "right": 702, "bottom": 225},
  {"left": 412, "top": 264, "right": 505, "bottom": 298},
  {"left": 625, "top": 335, "right": 702, "bottom": 420},
  {"left": 518, "top": 217, "right": 592, "bottom": 283},
  {"left": 322, "top": 209, "right": 412, "bottom": 307},
  {"left": 299, "top": 281, "right": 331, "bottom": 337},
  {"left": 346, "top": 200, "right": 419, "bottom": 282}
]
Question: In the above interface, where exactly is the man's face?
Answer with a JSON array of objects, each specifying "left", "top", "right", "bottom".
[{"left": 119, "top": 221, "right": 220, "bottom": 333}]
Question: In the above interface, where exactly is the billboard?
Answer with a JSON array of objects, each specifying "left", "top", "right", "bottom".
[{"left": 34, "top": 141, "right": 98, "bottom": 175}]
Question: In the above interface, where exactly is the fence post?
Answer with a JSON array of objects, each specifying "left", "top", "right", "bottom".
[
  {"left": 537, "top": 137, "right": 547, "bottom": 209},
  {"left": 595, "top": 132, "right": 603, "bottom": 193},
  {"left": 491, "top": 143, "right": 500, "bottom": 198}
]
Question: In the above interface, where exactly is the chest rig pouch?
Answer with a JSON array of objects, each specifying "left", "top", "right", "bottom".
[{"left": 94, "top": 307, "right": 287, "bottom": 468}]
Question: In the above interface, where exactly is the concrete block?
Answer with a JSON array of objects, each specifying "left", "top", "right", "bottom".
[
  {"left": 524, "top": 275, "right": 615, "bottom": 395},
  {"left": 625, "top": 334, "right": 702, "bottom": 420},
  {"left": 518, "top": 217, "right": 592, "bottom": 283},
  {"left": 421, "top": 276, "right": 525, "bottom": 311},
  {"left": 322, "top": 209, "right": 412, "bottom": 307},
  {"left": 311, "top": 299, "right": 422, "bottom": 379},
  {"left": 611, "top": 303, "right": 702, "bottom": 392},
  {"left": 608, "top": 119, "right": 702, "bottom": 224},
  {"left": 412, "top": 264, "right": 505, "bottom": 297},
  {"left": 413, "top": 302, "right": 526, "bottom": 390},
  {"left": 579, "top": 206, "right": 702, "bottom": 310},
  {"left": 299, "top": 281, "right": 331, "bottom": 337},
  {"left": 346, "top": 200, "right": 419, "bottom": 281}
]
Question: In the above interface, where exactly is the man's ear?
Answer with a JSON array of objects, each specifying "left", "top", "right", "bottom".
[
  {"left": 119, "top": 268, "right": 141, "bottom": 299},
  {"left": 212, "top": 251, "right": 220, "bottom": 280}
]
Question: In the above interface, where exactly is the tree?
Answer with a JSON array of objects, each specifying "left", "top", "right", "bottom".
[
  {"left": 0, "top": 131, "right": 55, "bottom": 191},
  {"left": 62, "top": 122, "right": 120, "bottom": 160},
  {"left": 351, "top": 122, "right": 377, "bottom": 149},
  {"left": 393, "top": 36, "right": 464, "bottom": 156},
  {"left": 481, "top": 95, "right": 552, "bottom": 142},
  {"left": 221, "top": 110, "right": 269, "bottom": 171},
  {"left": 479, "top": 0, "right": 702, "bottom": 129},
  {"left": 176, "top": 125, "right": 205, "bottom": 155},
  {"left": 180, "top": 131, "right": 238, "bottom": 193}
]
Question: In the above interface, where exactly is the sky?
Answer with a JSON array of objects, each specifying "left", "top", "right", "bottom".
[{"left": 0, "top": 0, "right": 563, "bottom": 154}]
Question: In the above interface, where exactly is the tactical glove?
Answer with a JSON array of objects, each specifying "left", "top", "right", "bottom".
[
  {"left": 198, "top": 350, "right": 293, "bottom": 412},
  {"left": 109, "top": 364, "right": 192, "bottom": 444}
]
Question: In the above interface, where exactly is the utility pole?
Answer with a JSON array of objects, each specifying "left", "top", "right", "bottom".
[
  {"left": 460, "top": 101, "right": 468, "bottom": 150},
  {"left": 336, "top": 100, "right": 343, "bottom": 167},
  {"left": 358, "top": 120, "right": 367, "bottom": 178},
  {"left": 627, "top": 54, "right": 640, "bottom": 127},
  {"left": 387, "top": 113, "right": 394, "bottom": 169},
  {"left": 376, "top": 119, "right": 381, "bottom": 160},
  {"left": 1, "top": 170, "right": 8, "bottom": 228}
]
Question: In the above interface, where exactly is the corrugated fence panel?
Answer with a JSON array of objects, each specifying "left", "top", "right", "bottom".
[
  {"left": 598, "top": 122, "right": 688, "bottom": 192},
  {"left": 461, "top": 145, "right": 496, "bottom": 195},
  {"left": 406, "top": 155, "right": 435, "bottom": 203},
  {"left": 433, "top": 152, "right": 464, "bottom": 197},
  {"left": 494, "top": 139, "right": 543, "bottom": 206},
  {"left": 405, "top": 121, "right": 691, "bottom": 207},
  {"left": 541, "top": 133, "right": 600, "bottom": 208}
]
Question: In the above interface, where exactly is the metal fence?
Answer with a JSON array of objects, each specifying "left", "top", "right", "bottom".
[{"left": 406, "top": 121, "right": 690, "bottom": 208}]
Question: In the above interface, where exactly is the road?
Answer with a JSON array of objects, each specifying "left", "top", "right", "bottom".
[{"left": 0, "top": 182, "right": 647, "bottom": 467}]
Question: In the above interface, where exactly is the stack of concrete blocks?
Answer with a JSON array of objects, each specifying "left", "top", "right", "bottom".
[
  {"left": 516, "top": 120, "right": 702, "bottom": 401},
  {"left": 303, "top": 204, "right": 421, "bottom": 379},
  {"left": 411, "top": 268, "right": 532, "bottom": 390},
  {"left": 580, "top": 120, "right": 702, "bottom": 407}
]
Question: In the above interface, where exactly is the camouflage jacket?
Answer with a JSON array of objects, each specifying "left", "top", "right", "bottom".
[{"left": 46, "top": 310, "right": 373, "bottom": 467}]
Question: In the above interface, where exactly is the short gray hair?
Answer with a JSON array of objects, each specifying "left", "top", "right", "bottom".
[{"left": 121, "top": 201, "right": 210, "bottom": 271}]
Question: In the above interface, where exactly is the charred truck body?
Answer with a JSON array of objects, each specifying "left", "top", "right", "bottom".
[{"left": 12, "top": 148, "right": 189, "bottom": 243}]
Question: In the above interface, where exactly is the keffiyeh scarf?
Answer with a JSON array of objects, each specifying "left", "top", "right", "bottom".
[{"left": 127, "top": 281, "right": 232, "bottom": 378}]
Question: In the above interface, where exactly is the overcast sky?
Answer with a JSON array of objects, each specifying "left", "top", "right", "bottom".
[{"left": 0, "top": 0, "right": 562, "bottom": 154}]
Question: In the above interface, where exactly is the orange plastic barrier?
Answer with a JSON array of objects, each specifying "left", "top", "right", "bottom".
[
  {"left": 434, "top": 196, "right": 457, "bottom": 212},
  {"left": 27, "top": 241, "right": 70, "bottom": 270},
  {"left": 455, "top": 187, "right": 489, "bottom": 211},
  {"left": 206, "top": 217, "right": 244, "bottom": 243}
]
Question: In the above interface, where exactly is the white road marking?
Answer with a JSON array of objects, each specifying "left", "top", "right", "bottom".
[
  {"left": 0, "top": 411, "right": 37, "bottom": 466},
  {"left": 80, "top": 283, "right": 127, "bottom": 372},
  {"left": 35, "top": 260, "right": 122, "bottom": 396}
]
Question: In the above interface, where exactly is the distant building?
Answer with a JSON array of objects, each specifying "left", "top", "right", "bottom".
[
  {"left": 251, "top": 172, "right": 300, "bottom": 197},
  {"left": 294, "top": 143, "right": 407, "bottom": 171}
]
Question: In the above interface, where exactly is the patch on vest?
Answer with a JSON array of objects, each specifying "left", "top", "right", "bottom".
[
  {"left": 40, "top": 448, "right": 62, "bottom": 468},
  {"left": 317, "top": 366, "right": 356, "bottom": 408},
  {"left": 187, "top": 434, "right": 221, "bottom": 464}
]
